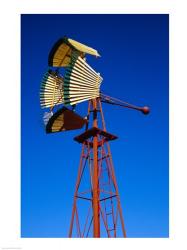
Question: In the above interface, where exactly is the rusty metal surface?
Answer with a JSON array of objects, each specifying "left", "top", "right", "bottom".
[
  {"left": 46, "top": 107, "right": 87, "bottom": 133},
  {"left": 74, "top": 127, "right": 118, "bottom": 143}
]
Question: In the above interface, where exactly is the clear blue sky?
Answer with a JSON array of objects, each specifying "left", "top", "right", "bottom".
[{"left": 21, "top": 14, "right": 169, "bottom": 238}]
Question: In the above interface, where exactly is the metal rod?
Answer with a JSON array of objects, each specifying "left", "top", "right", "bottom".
[
  {"left": 100, "top": 93, "right": 150, "bottom": 115},
  {"left": 75, "top": 195, "right": 92, "bottom": 201},
  {"left": 98, "top": 98, "right": 106, "bottom": 131},
  {"left": 100, "top": 206, "right": 111, "bottom": 237},
  {"left": 82, "top": 204, "right": 92, "bottom": 237},
  {"left": 100, "top": 195, "right": 117, "bottom": 202},
  {"left": 105, "top": 141, "right": 127, "bottom": 237},
  {"left": 92, "top": 98, "right": 100, "bottom": 237},
  {"left": 100, "top": 93, "right": 140, "bottom": 109}
]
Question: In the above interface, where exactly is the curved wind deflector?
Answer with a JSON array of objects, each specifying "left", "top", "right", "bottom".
[
  {"left": 40, "top": 70, "right": 64, "bottom": 108},
  {"left": 63, "top": 55, "right": 103, "bottom": 105},
  {"left": 68, "top": 38, "right": 100, "bottom": 57},
  {"left": 48, "top": 37, "right": 100, "bottom": 67},
  {"left": 46, "top": 107, "right": 87, "bottom": 133}
]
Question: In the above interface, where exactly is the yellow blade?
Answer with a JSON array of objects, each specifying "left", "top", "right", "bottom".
[{"left": 68, "top": 38, "right": 100, "bottom": 57}]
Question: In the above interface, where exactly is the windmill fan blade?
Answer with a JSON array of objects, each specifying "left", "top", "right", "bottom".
[
  {"left": 46, "top": 107, "right": 87, "bottom": 133},
  {"left": 48, "top": 37, "right": 100, "bottom": 67},
  {"left": 63, "top": 55, "right": 103, "bottom": 106},
  {"left": 68, "top": 38, "right": 100, "bottom": 57},
  {"left": 48, "top": 38, "right": 73, "bottom": 67},
  {"left": 40, "top": 70, "right": 64, "bottom": 108}
]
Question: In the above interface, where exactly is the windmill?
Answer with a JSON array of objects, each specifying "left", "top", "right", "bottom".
[{"left": 40, "top": 37, "right": 150, "bottom": 238}]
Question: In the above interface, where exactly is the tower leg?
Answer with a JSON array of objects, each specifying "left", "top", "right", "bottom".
[
  {"left": 106, "top": 141, "right": 126, "bottom": 237},
  {"left": 69, "top": 144, "right": 85, "bottom": 237},
  {"left": 92, "top": 99, "right": 100, "bottom": 237}
]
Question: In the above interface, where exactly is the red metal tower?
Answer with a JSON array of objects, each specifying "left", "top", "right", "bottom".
[{"left": 69, "top": 98, "right": 126, "bottom": 237}]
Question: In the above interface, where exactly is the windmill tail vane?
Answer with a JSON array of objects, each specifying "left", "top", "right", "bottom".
[{"left": 39, "top": 36, "right": 150, "bottom": 237}]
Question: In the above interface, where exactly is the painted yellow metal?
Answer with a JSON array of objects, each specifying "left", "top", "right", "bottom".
[
  {"left": 68, "top": 38, "right": 100, "bottom": 57},
  {"left": 52, "top": 43, "right": 72, "bottom": 67},
  {"left": 48, "top": 37, "right": 101, "bottom": 67}
]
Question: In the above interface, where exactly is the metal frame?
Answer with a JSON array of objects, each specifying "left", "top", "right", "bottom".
[{"left": 69, "top": 98, "right": 126, "bottom": 237}]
